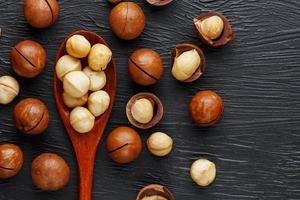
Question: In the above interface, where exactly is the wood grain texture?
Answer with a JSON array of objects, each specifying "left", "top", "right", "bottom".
[{"left": 0, "top": 0, "right": 300, "bottom": 199}]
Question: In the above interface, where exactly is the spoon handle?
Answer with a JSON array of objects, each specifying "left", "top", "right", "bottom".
[{"left": 71, "top": 132, "right": 98, "bottom": 200}]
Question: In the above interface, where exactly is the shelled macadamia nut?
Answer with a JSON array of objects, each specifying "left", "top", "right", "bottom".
[
  {"left": 88, "top": 44, "right": 112, "bottom": 71},
  {"left": 31, "top": 153, "right": 70, "bottom": 191},
  {"left": 70, "top": 107, "right": 95, "bottom": 133},
  {"left": 0, "top": 76, "right": 19, "bottom": 104},
  {"left": 56, "top": 55, "right": 82, "bottom": 80},
  {"left": 0, "top": 144, "right": 24, "bottom": 179},
  {"left": 62, "top": 92, "right": 88, "bottom": 108},
  {"left": 63, "top": 71, "right": 90, "bottom": 98},
  {"left": 83, "top": 67, "right": 107, "bottom": 91},
  {"left": 131, "top": 98, "right": 154, "bottom": 124},
  {"left": 147, "top": 132, "right": 173, "bottom": 157},
  {"left": 66, "top": 35, "right": 91, "bottom": 58},
  {"left": 190, "top": 159, "right": 216, "bottom": 187},
  {"left": 88, "top": 90, "right": 110, "bottom": 117}
]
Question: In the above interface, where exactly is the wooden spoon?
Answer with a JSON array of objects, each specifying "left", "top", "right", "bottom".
[{"left": 54, "top": 30, "right": 117, "bottom": 200}]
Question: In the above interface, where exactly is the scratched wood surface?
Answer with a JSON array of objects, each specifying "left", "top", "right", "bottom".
[{"left": 0, "top": 0, "right": 300, "bottom": 199}]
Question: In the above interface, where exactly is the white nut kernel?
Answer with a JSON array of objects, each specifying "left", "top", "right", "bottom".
[
  {"left": 131, "top": 98, "right": 154, "bottom": 124},
  {"left": 147, "top": 132, "right": 173, "bottom": 157},
  {"left": 56, "top": 55, "right": 82, "bottom": 80},
  {"left": 63, "top": 71, "right": 90, "bottom": 98},
  {"left": 200, "top": 16, "right": 224, "bottom": 40},
  {"left": 0, "top": 76, "right": 19, "bottom": 104},
  {"left": 62, "top": 92, "right": 88, "bottom": 108},
  {"left": 88, "top": 90, "right": 110, "bottom": 117},
  {"left": 88, "top": 43, "right": 112, "bottom": 71},
  {"left": 172, "top": 49, "right": 201, "bottom": 81},
  {"left": 83, "top": 67, "right": 107, "bottom": 91},
  {"left": 70, "top": 107, "right": 95, "bottom": 133},
  {"left": 190, "top": 159, "right": 216, "bottom": 187},
  {"left": 66, "top": 35, "right": 91, "bottom": 58}
]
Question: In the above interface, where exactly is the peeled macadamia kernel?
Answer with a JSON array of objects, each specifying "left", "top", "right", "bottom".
[
  {"left": 66, "top": 35, "right": 91, "bottom": 58},
  {"left": 70, "top": 107, "right": 95, "bottom": 133},
  {"left": 63, "top": 92, "right": 88, "bottom": 108},
  {"left": 131, "top": 98, "right": 154, "bottom": 124},
  {"left": 0, "top": 76, "right": 19, "bottom": 104},
  {"left": 88, "top": 44, "right": 112, "bottom": 71},
  {"left": 172, "top": 49, "right": 201, "bottom": 81},
  {"left": 190, "top": 159, "right": 216, "bottom": 187},
  {"left": 83, "top": 67, "right": 107, "bottom": 91},
  {"left": 56, "top": 55, "right": 82, "bottom": 80},
  {"left": 147, "top": 132, "right": 173, "bottom": 157},
  {"left": 63, "top": 71, "right": 90, "bottom": 98},
  {"left": 199, "top": 16, "right": 224, "bottom": 40},
  {"left": 88, "top": 91, "right": 110, "bottom": 117}
]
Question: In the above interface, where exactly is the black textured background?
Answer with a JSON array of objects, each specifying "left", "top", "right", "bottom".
[{"left": 0, "top": 0, "right": 300, "bottom": 199}]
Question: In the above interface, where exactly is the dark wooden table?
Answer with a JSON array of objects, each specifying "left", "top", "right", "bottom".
[{"left": 0, "top": 0, "right": 300, "bottom": 199}]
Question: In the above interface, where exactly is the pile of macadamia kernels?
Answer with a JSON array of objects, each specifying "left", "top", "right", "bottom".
[{"left": 56, "top": 34, "right": 112, "bottom": 133}]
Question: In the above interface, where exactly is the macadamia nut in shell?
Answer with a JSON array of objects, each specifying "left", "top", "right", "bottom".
[
  {"left": 0, "top": 76, "right": 19, "bottom": 104},
  {"left": 88, "top": 44, "right": 112, "bottom": 71},
  {"left": 88, "top": 91, "right": 110, "bottom": 117},
  {"left": 66, "top": 35, "right": 91, "bottom": 58},
  {"left": 70, "top": 107, "right": 95, "bottom": 133},
  {"left": 63, "top": 71, "right": 90, "bottom": 98},
  {"left": 56, "top": 55, "right": 82, "bottom": 80},
  {"left": 147, "top": 132, "right": 173, "bottom": 157},
  {"left": 190, "top": 159, "right": 216, "bottom": 187},
  {"left": 83, "top": 67, "right": 107, "bottom": 91}
]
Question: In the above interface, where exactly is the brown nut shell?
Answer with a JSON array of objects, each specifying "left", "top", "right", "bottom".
[
  {"left": 126, "top": 92, "right": 163, "bottom": 129},
  {"left": 170, "top": 43, "right": 206, "bottom": 82},
  {"left": 193, "top": 12, "right": 235, "bottom": 47},
  {"left": 109, "top": 2, "right": 145, "bottom": 40},
  {"left": 31, "top": 153, "right": 70, "bottom": 191},
  {"left": 10, "top": 40, "right": 47, "bottom": 78},
  {"left": 189, "top": 90, "right": 224, "bottom": 127},
  {"left": 128, "top": 48, "right": 163, "bottom": 86},
  {"left": 0, "top": 144, "right": 24, "bottom": 179},
  {"left": 108, "top": 0, "right": 122, "bottom": 4},
  {"left": 145, "top": 0, "right": 173, "bottom": 7},
  {"left": 136, "top": 184, "right": 174, "bottom": 200},
  {"left": 14, "top": 98, "right": 49, "bottom": 135},
  {"left": 106, "top": 126, "right": 142, "bottom": 164},
  {"left": 24, "top": 0, "right": 59, "bottom": 29}
]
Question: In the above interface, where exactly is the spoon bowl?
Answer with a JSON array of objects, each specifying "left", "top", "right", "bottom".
[{"left": 54, "top": 30, "right": 116, "bottom": 200}]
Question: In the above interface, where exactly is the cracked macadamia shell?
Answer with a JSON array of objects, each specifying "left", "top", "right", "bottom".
[
  {"left": 66, "top": 35, "right": 91, "bottom": 58},
  {"left": 0, "top": 76, "right": 19, "bottom": 104},
  {"left": 70, "top": 107, "right": 95, "bottom": 133},
  {"left": 31, "top": 153, "right": 70, "bottom": 191},
  {"left": 88, "top": 90, "right": 110, "bottom": 117},
  {"left": 190, "top": 159, "right": 216, "bottom": 187},
  {"left": 88, "top": 43, "right": 112, "bottom": 71},
  {"left": 24, "top": 0, "right": 59, "bottom": 29},
  {"left": 63, "top": 71, "right": 90, "bottom": 98},
  {"left": 136, "top": 184, "right": 175, "bottom": 200},
  {"left": 131, "top": 98, "right": 154, "bottom": 124},
  {"left": 109, "top": 2, "right": 145, "bottom": 40},
  {"left": 147, "top": 132, "right": 173, "bottom": 157},
  {"left": 13, "top": 98, "right": 49, "bottom": 135},
  {"left": 62, "top": 92, "right": 88, "bottom": 108},
  {"left": 56, "top": 55, "right": 82, "bottom": 80},
  {"left": 83, "top": 67, "right": 107, "bottom": 91},
  {"left": 172, "top": 49, "right": 201, "bottom": 81},
  {"left": 0, "top": 144, "right": 24, "bottom": 179},
  {"left": 10, "top": 40, "right": 46, "bottom": 78}
]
